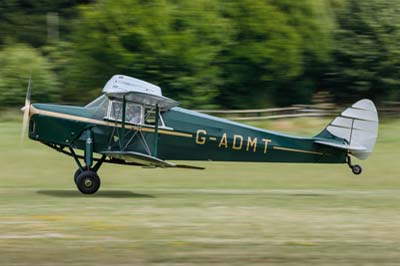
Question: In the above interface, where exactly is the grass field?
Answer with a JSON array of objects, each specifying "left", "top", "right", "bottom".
[{"left": 1, "top": 117, "right": 400, "bottom": 265}]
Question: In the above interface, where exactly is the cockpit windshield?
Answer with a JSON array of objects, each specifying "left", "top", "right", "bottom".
[{"left": 85, "top": 95, "right": 109, "bottom": 119}]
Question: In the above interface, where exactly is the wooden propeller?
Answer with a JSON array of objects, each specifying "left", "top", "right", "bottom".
[{"left": 21, "top": 78, "right": 32, "bottom": 143}]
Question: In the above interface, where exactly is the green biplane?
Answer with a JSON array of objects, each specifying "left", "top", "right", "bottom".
[{"left": 21, "top": 75, "right": 379, "bottom": 194}]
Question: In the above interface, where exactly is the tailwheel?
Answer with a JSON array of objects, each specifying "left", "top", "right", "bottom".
[
  {"left": 75, "top": 170, "right": 101, "bottom": 194},
  {"left": 351, "top": 165, "right": 362, "bottom": 175},
  {"left": 347, "top": 155, "right": 362, "bottom": 175}
]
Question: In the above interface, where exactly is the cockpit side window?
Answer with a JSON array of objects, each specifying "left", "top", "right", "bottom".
[
  {"left": 109, "top": 101, "right": 123, "bottom": 121},
  {"left": 103, "top": 100, "right": 166, "bottom": 127},
  {"left": 144, "top": 107, "right": 164, "bottom": 127},
  {"left": 126, "top": 104, "right": 142, "bottom": 124},
  {"left": 106, "top": 100, "right": 143, "bottom": 125}
]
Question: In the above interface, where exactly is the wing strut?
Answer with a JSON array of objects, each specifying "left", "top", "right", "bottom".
[
  {"left": 153, "top": 104, "right": 159, "bottom": 157},
  {"left": 121, "top": 95, "right": 127, "bottom": 150}
]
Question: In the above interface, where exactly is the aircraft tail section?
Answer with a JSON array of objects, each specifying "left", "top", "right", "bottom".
[{"left": 314, "top": 99, "right": 379, "bottom": 160}]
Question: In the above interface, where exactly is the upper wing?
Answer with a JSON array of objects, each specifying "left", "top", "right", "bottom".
[{"left": 102, "top": 75, "right": 178, "bottom": 110}]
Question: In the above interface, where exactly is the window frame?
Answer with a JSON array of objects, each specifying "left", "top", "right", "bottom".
[
  {"left": 104, "top": 100, "right": 168, "bottom": 128},
  {"left": 143, "top": 106, "right": 166, "bottom": 128},
  {"left": 105, "top": 100, "right": 143, "bottom": 125}
]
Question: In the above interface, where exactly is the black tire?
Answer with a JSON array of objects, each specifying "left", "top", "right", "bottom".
[
  {"left": 74, "top": 168, "right": 83, "bottom": 184},
  {"left": 76, "top": 170, "right": 101, "bottom": 194},
  {"left": 352, "top": 165, "right": 362, "bottom": 175}
]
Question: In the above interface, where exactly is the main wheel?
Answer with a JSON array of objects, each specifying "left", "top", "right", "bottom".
[
  {"left": 352, "top": 165, "right": 362, "bottom": 175},
  {"left": 74, "top": 168, "right": 83, "bottom": 184},
  {"left": 76, "top": 170, "right": 101, "bottom": 194}
]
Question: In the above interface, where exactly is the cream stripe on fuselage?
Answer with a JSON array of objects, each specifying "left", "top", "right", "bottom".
[
  {"left": 30, "top": 105, "right": 325, "bottom": 157},
  {"left": 29, "top": 105, "right": 193, "bottom": 138}
]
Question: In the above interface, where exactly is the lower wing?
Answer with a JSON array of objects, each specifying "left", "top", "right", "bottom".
[{"left": 101, "top": 150, "right": 205, "bottom": 169}]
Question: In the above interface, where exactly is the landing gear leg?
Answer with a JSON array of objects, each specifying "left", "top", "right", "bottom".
[
  {"left": 347, "top": 155, "right": 362, "bottom": 175},
  {"left": 69, "top": 130, "right": 107, "bottom": 194},
  {"left": 70, "top": 147, "right": 85, "bottom": 184}
]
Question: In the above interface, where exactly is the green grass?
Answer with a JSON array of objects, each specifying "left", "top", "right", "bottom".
[{"left": 1, "top": 118, "right": 400, "bottom": 265}]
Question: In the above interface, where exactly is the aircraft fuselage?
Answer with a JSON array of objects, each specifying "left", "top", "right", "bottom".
[{"left": 28, "top": 103, "right": 347, "bottom": 164}]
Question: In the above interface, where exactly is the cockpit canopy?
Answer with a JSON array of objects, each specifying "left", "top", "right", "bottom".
[
  {"left": 85, "top": 75, "right": 175, "bottom": 127},
  {"left": 85, "top": 95, "right": 165, "bottom": 127}
]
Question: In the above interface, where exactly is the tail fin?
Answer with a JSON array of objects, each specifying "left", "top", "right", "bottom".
[{"left": 315, "top": 99, "right": 379, "bottom": 160}]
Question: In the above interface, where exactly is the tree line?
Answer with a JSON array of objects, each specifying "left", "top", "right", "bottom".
[{"left": 0, "top": 0, "right": 399, "bottom": 108}]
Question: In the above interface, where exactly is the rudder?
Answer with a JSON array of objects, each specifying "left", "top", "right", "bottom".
[{"left": 315, "top": 99, "right": 379, "bottom": 160}]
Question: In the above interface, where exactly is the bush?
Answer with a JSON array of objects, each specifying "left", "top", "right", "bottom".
[{"left": 0, "top": 44, "right": 59, "bottom": 106}]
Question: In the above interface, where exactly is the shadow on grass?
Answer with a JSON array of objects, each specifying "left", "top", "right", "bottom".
[
  {"left": 290, "top": 193, "right": 329, "bottom": 197},
  {"left": 37, "top": 190, "right": 155, "bottom": 198}
]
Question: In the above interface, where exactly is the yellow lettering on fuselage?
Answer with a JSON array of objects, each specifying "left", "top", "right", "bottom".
[
  {"left": 195, "top": 129, "right": 272, "bottom": 155},
  {"left": 219, "top": 133, "right": 228, "bottom": 148},
  {"left": 232, "top": 135, "right": 243, "bottom": 150},
  {"left": 262, "top": 138, "right": 272, "bottom": 154},
  {"left": 196, "top": 129, "right": 207, "bottom": 145},
  {"left": 246, "top": 137, "right": 257, "bottom": 152}
]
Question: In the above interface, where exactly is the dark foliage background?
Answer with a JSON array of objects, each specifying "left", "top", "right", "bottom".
[{"left": 0, "top": 0, "right": 399, "bottom": 108}]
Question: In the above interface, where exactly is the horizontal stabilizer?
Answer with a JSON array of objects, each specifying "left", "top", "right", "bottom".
[
  {"left": 101, "top": 151, "right": 204, "bottom": 169},
  {"left": 315, "top": 140, "right": 367, "bottom": 151}
]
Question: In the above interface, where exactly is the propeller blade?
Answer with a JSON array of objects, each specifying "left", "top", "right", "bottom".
[{"left": 21, "top": 78, "right": 32, "bottom": 143}]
